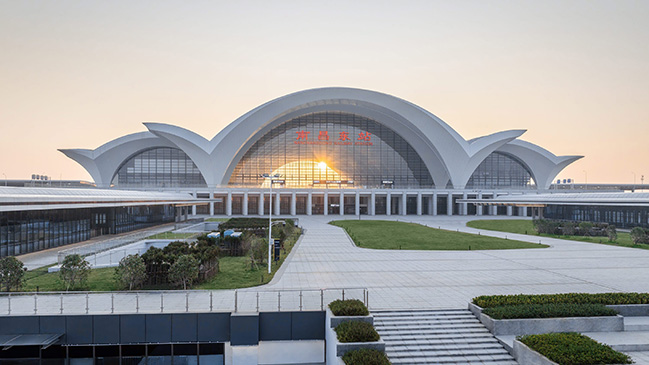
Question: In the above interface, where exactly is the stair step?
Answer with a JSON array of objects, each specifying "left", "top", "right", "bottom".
[{"left": 374, "top": 309, "right": 516, "bottom": 364}]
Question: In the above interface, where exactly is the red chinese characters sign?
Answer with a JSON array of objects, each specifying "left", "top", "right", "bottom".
[{"left": 294, "top": 130, "right": 373, "bottom": 146}]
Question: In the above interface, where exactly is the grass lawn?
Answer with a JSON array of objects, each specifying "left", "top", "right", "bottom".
[
  {"left": 20, "top": 230, "right": 300, "bottom": 292},
  {"left": 146, "top": 232, "right": 200, "bottom": 240},
  {"left": 329, "top": 220, "right": 546, "bottom": 250},
  {"left": 205, "top": 218, "right": 229, "bottom": 222},
  {"left": 466, "top": 219, "right": 640, "bottom": 249}
]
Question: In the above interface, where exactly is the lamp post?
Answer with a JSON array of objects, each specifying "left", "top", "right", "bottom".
[
  {"left": 261, "top": 173, "right": 281, "bottom": 274},
  {"left": 583, "top": 170, "right": 587, "bottom": 188},
  {"left": 2, "top": 173, "right": 6, "bottom": 187},
  {"left": 633, "top": 172, "right": 637, "bottom": 192}
]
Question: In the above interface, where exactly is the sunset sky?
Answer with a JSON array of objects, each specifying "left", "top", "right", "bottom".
[{"left": 1, "top": 1, "right": 647, "bottom": 185}]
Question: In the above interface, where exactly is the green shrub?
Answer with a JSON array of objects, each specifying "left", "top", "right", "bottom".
[
  {"left": 631, "top": 227, "right": 649, "bottom": 244},
  {"left": 519, "top": 332, "right": 632, "bottom": 365},
  {"left": 335, "top": 321, "right": 380, "bottom": 343},
  {"left": 483, "top": 303, "right": 617, "bottom": 319},
  {"left": 473, "top": 292, "right": 649, "bottom": 308},
  {"left": 329, "top": 299, "right": 369, "bottom": 316},
  {"left": 342, "top": 348, "right": 391, "bottom": 365}
]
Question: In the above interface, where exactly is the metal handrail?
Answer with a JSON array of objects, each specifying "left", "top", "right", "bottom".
[{"left": 0, "top": 287, "right": 369, "bottom": 316}]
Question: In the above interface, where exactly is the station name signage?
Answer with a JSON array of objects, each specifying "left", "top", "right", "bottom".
[
  {"left": 313, "top": 180, "right": 355, "bottom": 185},
  {"left": 294, "top": 131, "right": 373, "bottom": 146}
]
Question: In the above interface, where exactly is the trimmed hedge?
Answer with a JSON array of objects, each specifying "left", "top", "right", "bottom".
[
  {"left": 342, "top": 348, "right": 391, "bottom": 365},
  {"left": 335, "top": 321, "right": 380, "bottom": 343},
  {"left": 473, "top": 292, "right": 649, "bottom": 309},
  {"left": 483, "top": 303, "right": 617, "bottom": 319},
  {"left": 519, "top": 332, "right": 632, "bottom": 365},
  {"left": 329, "top": 299, "right": 369, "bottom": 316}
]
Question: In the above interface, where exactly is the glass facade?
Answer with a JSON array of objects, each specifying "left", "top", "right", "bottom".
[
  {"left": 0, "top": 343, "right": 224, "bottom": 364},
  {"left": 545, "top": 205, "right": 649, "bottom": 229},
  {"left": 112, "top": 148, "right": 206, "bottom": 188},
  {"left": 0, "top": 206, "right": 175, "bottom": 258},
  {"left": 466, "top": 152, "right": 534, "bottom": 189},
  {"left": 228, "top": 112, "right": 434, "bottom": 189}
]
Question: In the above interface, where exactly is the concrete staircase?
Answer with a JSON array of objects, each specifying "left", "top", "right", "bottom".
[{"left": 373, "top": 309, "right": 517, "bottom": 364}]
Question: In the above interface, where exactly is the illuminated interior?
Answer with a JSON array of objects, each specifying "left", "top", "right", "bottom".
[{"left": 261, "top": 160, "right": 346, "bottom": 188}]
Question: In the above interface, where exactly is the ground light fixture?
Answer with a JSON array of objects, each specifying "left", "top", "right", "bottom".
[{"left": 261, "top": 173, "right": 282, "bottom": 274}]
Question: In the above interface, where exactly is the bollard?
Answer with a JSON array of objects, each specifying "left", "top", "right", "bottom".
[
  {"left": 34, "top": 294, "right": 38, "bottom": 314},
  {"left": 210, "top": 292, "right": 213, "bottom": 312},
  {"left": 256, "top": 292, "right": 260, "bottom": 312},
  {"left": 234, "top": 290, "right": 238, "bottom": 313},
  {"left": 136, "top": 293, "right": 139, "bottom": 313},
  {"left": 299, "top": 291, "right": 303, "bottom": 311},
  {"left": 111, "top": 293, "right": 114, "bottom": 314},
  {"left": 160, "top": 293, "right": 164, "bottom": 313},
  {"left": 320, "top": 289, "right": 324, "bottom": 311},
  {"left": 342, "top": 289, "right": 345, "bottom": 301},
  {"left": 278, "top": 292, "right": 281, "bottom": 311},
  {"left": 7, "top": 294, "right": 10, "bottom": 315},
  {"left": 60, "top": 294, "right": 64, "bottom": 314},
  {"left": 185, "top": 292, "right": 189, "bottom": 312}
]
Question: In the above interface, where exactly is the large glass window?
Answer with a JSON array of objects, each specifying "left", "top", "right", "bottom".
[
  {"left": 112, "top": 148, "right": 206, "bottom": 188},
  {"left": 229, "top": 112, "right": 434, "bottom": 188},
  {"left": 466, "top": 152, "right": 534, "bottom": 189}
]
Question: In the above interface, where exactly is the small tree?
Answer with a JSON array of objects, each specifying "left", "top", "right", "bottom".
[
  {"left": 606, "top": 225, "right": 617, "bottom": 242},
  {"left": 631, "top": 227, "right": 647, "bottom": 244},
  {"left": 248, "top": 235, "right": 266, "bottom": 268},
  {"left": 0, "top": 257, "right": 25, "bottom": 292},
  {"left": 59, "top": 254, "right": 91, "bottom": 291},
  {"left": 114, "top": 254, "right": 147, "bottom": 290},
  {"left": 168, "top": 254, "right": 199, "bottom": 290},
  {"left": 578, "top": 222, "right": 593, "bottom": 236}
]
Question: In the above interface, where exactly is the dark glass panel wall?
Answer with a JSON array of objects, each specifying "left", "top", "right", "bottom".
[
  {"left": 466, "top": 152, "right": 534, "bottom": 189},
  {"left": 229, "top": 112, "right": 434, "bottom": 189},
  {"left": 0, "top": 206, "right": 175, "bottom": 258},
  {"left": 545, "top": 205, "right": 649, "bottom": 229},
  {"left": 112, "top": 148, "right": 206, "bottom": 188}
]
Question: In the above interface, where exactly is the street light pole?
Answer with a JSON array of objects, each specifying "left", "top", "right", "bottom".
[
  {"left": 262, "top": 173, "right": 281, "bottom": 274},
  {"left": 583, "top": 170, "right": 587, "bottom": 188},
  {"left": 633, "top": 172, "right": 637, "bottom": 192},
  {"left": 2, "top": 173, "right": 6, "bottom": 187}
]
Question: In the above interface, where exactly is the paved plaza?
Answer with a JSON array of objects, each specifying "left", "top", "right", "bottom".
[
  {"left": 268, "top": 215, "right": 649, "bottom": 310},
  {"left": 3, "top": 215, "right": 649, "bottom": 315}
]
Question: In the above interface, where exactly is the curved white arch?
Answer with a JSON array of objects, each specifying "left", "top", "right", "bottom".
[
  {"left": 496, "top": 139, "right": 583, "bottom": 189},
  {"left": 59, "top": 131, "right": 179, "bottom": 188},
  {"left": 146, "top": 87, "right": 525, "bottom": 188}
]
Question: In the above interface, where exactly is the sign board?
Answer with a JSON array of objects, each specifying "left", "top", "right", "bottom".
[{"left": 274, "top": 239, "right": 281, "bottom": 261}]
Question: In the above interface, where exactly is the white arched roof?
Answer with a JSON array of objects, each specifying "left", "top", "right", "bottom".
[{"left": 61, "top": 87, "right": 581, "bottom": 190}]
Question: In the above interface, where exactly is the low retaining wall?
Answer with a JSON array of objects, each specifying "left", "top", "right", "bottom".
[
  {"left": 479, "top": 313, "right": 623, "bottom": 336},
  {"left": 607, "top": 304, "right": 649, "bottom": 317},
  {"left": 513, "top": 340, "right": 558, "bottom": 365}
]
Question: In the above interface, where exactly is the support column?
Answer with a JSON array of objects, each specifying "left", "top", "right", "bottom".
[
  {"left": 291, "top": 192, "right": 296, "bottom": 216},
  {"left": 307, "top": 192, "right": 312, "bottom": 215},
  {"left": 275, "top": 192, "right": 280, "bottom": 216},
  {"left": 226, "top": 192, "right": 232, "bottom": 216},
  {"left": 477, "top": 192, "right": 483, "bottom": 216},
  {"left": 191, "top": 193, "right": 196, "bottom": 216},
  {"left": 447, "top": 192, "right": 453, "bottom": 216},
  {"left": 401, "top": 192, "right": 407, "bottom": 215},
  {"left": 386, "top": 192, "right": 391, "bottom": 216},
  {"left": 462, "top": 192, "right": 468, "bottom": 216},
  {"left": 209, "top": 202, "right": 214, "bottom": 216},
  {"left": 243, "top": 192, "right": 248, "bottom": 216},
  {"left": 340, "top": 192, "right": 345, "bottom": 216},
  {"left": 323, "top": 192, "right": 329, "bottom": 216},
  {"left": 258, "top": 192, "right": 264, "bottom": 216},
  {"left": 521, "top": 206, "right": 528, "bottom": 217},
  {"left": 370, "top": 191, "right": 376, "bottom": 216},
  {"left": 507, "top": 206, "right": 513, "bottom": 216},
  {"left": 416, "top": 192, "right": 422, "bottom": 216},
  {"left": 355, "top": 192, "right": 360, "bottom": 216},
  {"left": 432, "top": 192, "right": 438, "bottom": 216}
]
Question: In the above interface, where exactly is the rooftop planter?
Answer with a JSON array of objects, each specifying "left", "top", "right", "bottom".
[{"left": 513, "top": 333, "right": 632, "bottom": 365}]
